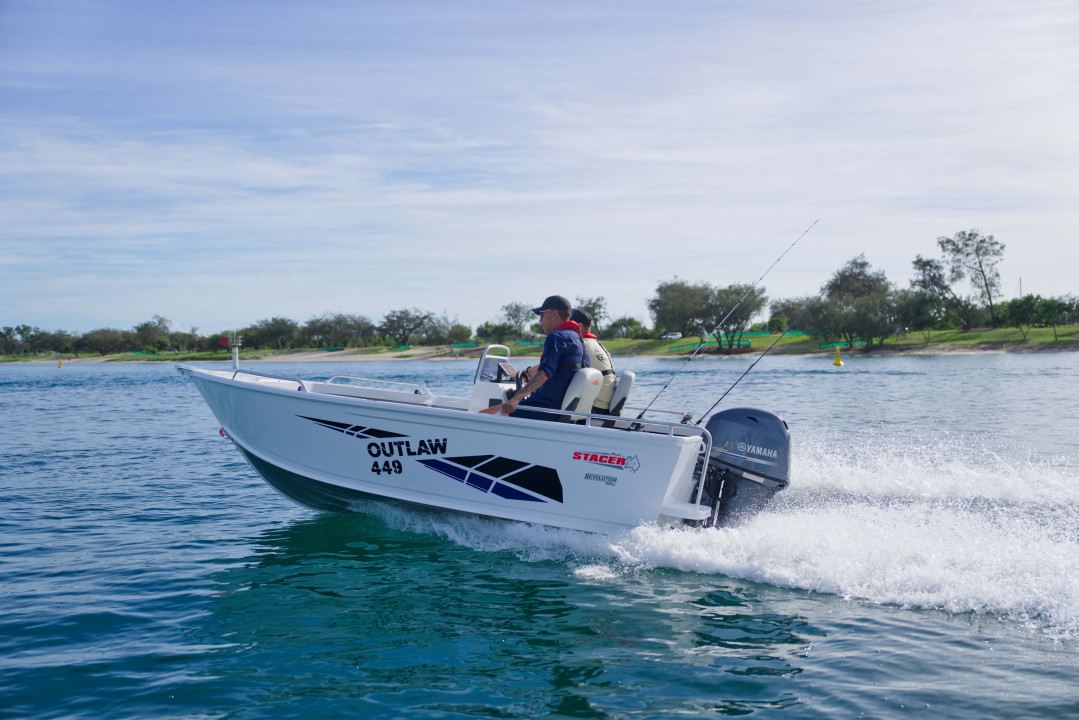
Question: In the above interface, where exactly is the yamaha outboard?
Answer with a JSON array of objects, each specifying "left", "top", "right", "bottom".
[{"left": 696, "top": 407, "right": 791, "bottom": 526}]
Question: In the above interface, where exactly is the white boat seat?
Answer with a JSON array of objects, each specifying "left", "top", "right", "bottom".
[
  {"left": 560, "top": 368, "right": 603, "bottom": 418},
  {"left": 607, "top": 370, "right": 635, "bottom": 416}
]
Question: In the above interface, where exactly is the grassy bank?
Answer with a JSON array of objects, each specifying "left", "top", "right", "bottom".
[{"left": 4, "top": 325, "right": 1077, "bottom": 364}]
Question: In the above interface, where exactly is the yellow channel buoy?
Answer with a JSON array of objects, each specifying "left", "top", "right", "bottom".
[
  {"left": 833, "top": 347, "right": 843, "bottom": 366},
  {"left": 59, "top": 359, "right": 63, "bottom": 368}
]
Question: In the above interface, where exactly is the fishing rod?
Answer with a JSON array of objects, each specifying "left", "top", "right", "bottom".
[
  {"left": 636, "top": 220, "right": 818, "bottom": 419},
  {"left": 693, "top": 251, "right": 864, "bottom": 424}
]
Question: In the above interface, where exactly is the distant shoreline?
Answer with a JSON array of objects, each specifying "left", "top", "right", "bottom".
[{"left": 8, "top": 337, "right": 1078, "bottom": 365}]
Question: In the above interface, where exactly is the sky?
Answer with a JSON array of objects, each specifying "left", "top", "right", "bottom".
[{"left": 2, "top": 0, "right": 1077, "bottom": 334}]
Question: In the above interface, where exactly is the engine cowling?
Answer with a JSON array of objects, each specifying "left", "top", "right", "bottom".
[{"left": 698, "top": 407, "right": 791, "bottom": 526}]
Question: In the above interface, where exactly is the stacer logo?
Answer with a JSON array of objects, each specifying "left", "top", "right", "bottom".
[{"left": 572, "top": 451, "right": 640, "bottom": 473}]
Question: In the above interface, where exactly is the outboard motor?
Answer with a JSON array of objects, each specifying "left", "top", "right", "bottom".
[{"left": 697, "top": 407, "right": 791, "bottom": 526}]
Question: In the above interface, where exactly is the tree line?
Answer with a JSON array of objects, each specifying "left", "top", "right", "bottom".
[
  {"left": 772, "top": 230, "right": 1077, "bottom": 348},
  {"left": 4, "top": 230, "right": 1077, "bottom": 357},
  {"left": 646, "top": 230, "right": 1076, "bottom": 350},
  {"left": 1, "top": 311, "right": 474, "bottom": 357}
]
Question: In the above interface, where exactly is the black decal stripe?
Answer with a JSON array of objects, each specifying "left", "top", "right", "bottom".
[
  {"left": 299, "top": 416, "right": 406, "bottom": 439},
  {"left": 502, "top": 465, "right": 563, "bottom": 503},
  {"left": 475, "top": 456, "right": 530, "bottom": 478},
  {"left": 300, "top": 416, "right": 351, "bottom": 432},
  {"left": 364, "top": 428, "right": 407, "bottom": 439},
  {"left": 447, "top": 455, "right": 494, "bottom": 468}
]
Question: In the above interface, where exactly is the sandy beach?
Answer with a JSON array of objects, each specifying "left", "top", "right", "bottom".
[
  {"left": 16, "top": 341, "right": 1078, "bottom": 366},
  {"left": 19, "top": 346, "right": 505, "bottom": 365}
]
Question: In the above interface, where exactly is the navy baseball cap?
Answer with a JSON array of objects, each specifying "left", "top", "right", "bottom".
[
  {"left": 570, "top": 308, "right": 592, "bottom": 326},
  {"left": 532, "top": 295, "right": 572, "bottom": 315}
]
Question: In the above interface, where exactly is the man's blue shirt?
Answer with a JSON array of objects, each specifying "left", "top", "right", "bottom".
[{"left": 519, "top": 323, "right": 589, "bottom": 409}]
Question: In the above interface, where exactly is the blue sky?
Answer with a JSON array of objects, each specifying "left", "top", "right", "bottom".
[{"left": 2, "top": 0, "right": 1077, "bottom": 334}]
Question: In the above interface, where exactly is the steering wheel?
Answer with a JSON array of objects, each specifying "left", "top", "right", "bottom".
[{"left": 514, "top": 370, "right": 527, "bottom": 394}]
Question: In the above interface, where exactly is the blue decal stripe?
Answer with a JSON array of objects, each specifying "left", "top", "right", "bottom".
[
  {"left": 465, "top": 473, "right": 493, "bottom": 492},
  {"left": 491, "top": 483, "right": 544, "bottom": 502},
  {"left": 418, "top": 459, "right": 468, "bottom": 482}
]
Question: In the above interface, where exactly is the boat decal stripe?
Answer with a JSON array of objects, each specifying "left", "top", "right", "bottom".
[
  {"left": 499, "top": 465, "right": 563, "bottom": 503},
  {"left": 465, "top": 473, "right": 494, "bottom": 492},
  {"left": 299, "top": 415, "right": 407, "bottom": 439},
  {"left": 363, "top": 428, "right": 408, "bottom": 439},
  {"left": 491, "top": 483, "right": 544, "bottom": 503},
  {"left": 300, "top": 416, "right": 351, "bottom": 431},
  {"left": 417, "top": 459, "right": 468, "bottom": 482},
  {"left": 447, "top": 455, "right": 495, "bottom": 468},
  {"left": 474, "top": 456, "right": 530, "bottom": 478},
  {"left": 419, "top": 456, "right": 562, "bottom": 504}
]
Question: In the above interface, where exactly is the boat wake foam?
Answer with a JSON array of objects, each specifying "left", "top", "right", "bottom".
[{"left": 356, "top": 438, "right": 1079, "bottom": 639}]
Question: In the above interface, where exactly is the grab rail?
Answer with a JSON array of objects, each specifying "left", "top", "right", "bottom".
[
  {"left": 229, "top": 368, "right": 310, "bottom": 392},
  {"left": 326, "top": 375, "right": 431, "bottom": 395}
]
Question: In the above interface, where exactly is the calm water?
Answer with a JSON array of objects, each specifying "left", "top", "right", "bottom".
[{"left": 2, "top": 352, "right": 1077, "bottom": 719}]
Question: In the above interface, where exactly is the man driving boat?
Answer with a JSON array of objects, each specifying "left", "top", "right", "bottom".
[{"left": 480, "top": 295, "right": 589, "bottom": 420}]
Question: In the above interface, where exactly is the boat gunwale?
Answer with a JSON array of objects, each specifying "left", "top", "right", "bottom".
[{"left": 177, "top": 364, "right": 714, "bottom": 451}]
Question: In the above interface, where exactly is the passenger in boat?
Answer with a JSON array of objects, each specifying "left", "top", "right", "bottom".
[
  {"left": 480, "top": 295, "right": 588, "bottom": 420},
  {"left": 571, "top": 308, "right": 616, "bottom": 415}
]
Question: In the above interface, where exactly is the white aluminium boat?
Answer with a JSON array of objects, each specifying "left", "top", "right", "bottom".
[{"left": 179, "top": 345, "right": 790, "bottom": 533}]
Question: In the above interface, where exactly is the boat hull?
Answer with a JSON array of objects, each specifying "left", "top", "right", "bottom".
[{"left": 182, "top": 367, "right": 705, "bottom": 533}]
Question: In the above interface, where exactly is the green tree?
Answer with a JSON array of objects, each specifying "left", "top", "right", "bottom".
[
  {"left": 500, "top": 302, "right": 532, "bottom": 337},
  {"left": 893, "top": 289, "right": 943, "bottom": 344},
  {"left": 1035, "top": 297, "right": 1070, "bottom": 345},
  {"left": 823, "top": 257, "right": 895, "bottom": 348},
  {"left": 911, "top": 255, "right": 976, "bottom": 330},
  {"left": 937, "top": 229, "right": 1006, "bottom": 326},
  {"left": 0, "top": 326, "right": 19, "bottom": 355},
  {"left": 770, "top": 296, "right": 822, "bottom": 335},
  {"left": 647, "top": 278, "right": 713, "bottom": 343},
  {"left": 475, "top": 321, "right": 517, "bottom": 344},
  {"left": 247, "top": 317, "right": 300, "bottom": 349},
  {"left": 380, "top": 308, "right": 433, "bottom": 346},
  {"left": 707, "top": 284, "right": 768, "bottom": 351},
  {"left": 574, "top": 296, "right": 608, "bottom": 332},
  {"left": 1000, "top": 294, "right": 1040, "bottom": 341},
  {"left": 1065, "top": 294, "right": 1079, "bottom": 324},
  {"left": 301, "top": 315, "right": 334, "bottom": 347},
  {"left": 607, "top": 316, "right": 651, "bottom": 339},
  {"left": 851, "top": 293, "right": 896, "bottom": 347},
  {"left": 5, "top": 325, "right": 40, "bottom": 354},
  {"left": 424, "top": 312, "right": 470, "bottom": 345},
  {"left": 78, "top": 328, "right": 126, "bottom": 355},
  {"left": 134, "top": 315, "right": 171, "bottom": 352},
  {"left": 30, "top": 329, "right": 76, "bottom": 355},
  {"left": 169, "top": 327, "right": 202, "bottom": 353},
  {"left": 447, "top": 323, "right": 473, "bottom": 344},
  {"left": 1037, "top": 296, "right": 1072, "bottom": 341},
  {"left": 302, "top": 313, "right": 376, "bottom": 348}
]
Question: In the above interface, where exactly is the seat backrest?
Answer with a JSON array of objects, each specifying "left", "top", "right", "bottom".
[
  {"left": 560, "top": 368, "right": 603, "bottom": 413},
  {"left": 607, "top": 370, "right": 636, "bottom": 416}
]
